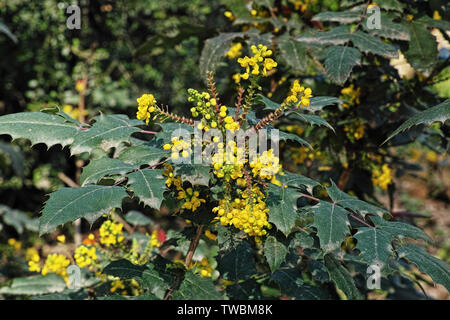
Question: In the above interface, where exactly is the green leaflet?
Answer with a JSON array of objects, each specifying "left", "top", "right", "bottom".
[
  {"left": 70, "top": 114, "right": 142, "bottom": 155},
  {"left": 257, "top": 93, "right": 281, "bottom": 111},
  {"left": 174, "top": 164, "right": 210, "bottom": 186},
  {"left": 217, "top": 240, "right": 257, "bottom": 281},
  {"left": 199, "top": 32, "right": 244, "bottom": 79},
  {"left": 311, "top": 201, "right": 350, "bottom": 253},
  {"left": 126, "top": 169, "right": 166, "bottom": 210},
  {"left": 264, "top": 236, "right": 288, "bottom": 272},
  {"left": 296, "top": 25, "right": 351, "bottom": 45},
  {"left": 278, "top": 39, "right": 307, "bottom": 72},
  {"left": 375, "top": 0, "right": 405, "bottom": 12},
  {"left": 324, "top": 254, "right": 363, "bottom": 300},
  {"left": 267, "top": 184, "right": 301, "bottom": 236},
  {"left": 124, "top": 210, "right": 153, "bottom": 226},
  {"left": 271, "top": 268, "right": 330, "bottom": 299},
  {"left": 306, "top": 96, "right": 343, "bottom": 112},
  {"left": 226, "top": 279, "right": 263, "bottom": 300},
  {"left": 371, "top": 216, "right": 432, "bottom": 242},
  {"left": 363, "top": 13, "right": 410, "bottom": 41},
  {"left": 404, "top": 21, "right": 438, "bottom": 74},
  {"left": 279, "top": 171, "right": 320, "bottom": 192},
  {"left": 354, "top": 227, "right": 393, "bottom": 267},
  {"left": 351, "top": 31, "right": 398, "bottom": 58},
  {"left": 326, "top": 181, "right": 388, "bottom": 217},
  {"left": 173, "top": 271, "right": 223, "bottom": 300},
  {"left": 324, "top": 46, "right": 361, "bottom": 85},
  {"left": 118, "top": 145, "right": 169, "bottom": 166},
  {"left": 39, "top": 185, "right": 128, "bottom": 235},
  {"left": 312, "top": 9, "right": 363, "bottom": 24},
  {"left": 80, "top": 157, "right": 136, "bottom": 186},
  {"left": 397, "top": 244, "right": 450, "bottom": 292},
  {"left": 289, "top": 112, "right": 335, "bottom": 131},
  {"left": 275, "top": 128, "right": 312, "bottom": 149},
  {"left": 385, "top": 99, "right": 450, "bottom": 143},
  {"left": 0, "top": 274, "right": 66, "bottom": 295},
  {"left": 0, "top": 112, "right": 80, "bottom": 149}
]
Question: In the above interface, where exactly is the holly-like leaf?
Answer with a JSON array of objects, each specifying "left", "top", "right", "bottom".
[
  {"left": 312, "top": 10, "right": 363, "bottom": 24},
  {"left": 324, "top": 254, "right": 363, "bottom": 300},
  {"left": 278, "top": 39, "right": 307, "bottom": 72},
  {"left": 264, "top": 236, "right": 288, "bottom": 272},
  {"left": 290, "top": 229, "right": 315, "bottom": 249},
  {"left": 363, "top": 13, "right": 410, "bottom": 41},
  {"left": 351, "top": 31, "right": 398, "bottom": 58},
  {"left": 279, "top": 171, "right": 320, "bottom": 193},
  {"left": 385, "top": 99, "right": 450, "bottom": 143},
  {"left": 354, "top": 227, "right": 393, "bottom": 268},
  {"left": 39, "top": 185, "right": 128, "bottom": 235},
  {"left": 118, "top": 145, "right": 169, "bottom": 166},
  {"left": 103, "top": 259, "right": 147, "bottom": 278},
  {"left": 306, "top": 96, "right": 343, "bottom": 112},
  {"left": 174, "top": 164, "right": 210, "bottom": 186},
  {"left": 324, "top": 46, "right": 361, "bottom": 85},
  {"left": 375, "top": 0, "right": 405, "bottom": 12},
  {"left": 397, "top": 244, "right": 450, "bottom": 292},
  {"left": 0, "top": 112, "right": 80, "bottom": 149},
  {"left": 289, "top": 112, "right": 335, "bottom": 131},
  {"left": 267, "top": 184, "right": 301, "bottom": 236},
  {"left": 199, "top": 32, "right": 244, "bottom": 78},
  {"left": 126, "top": 169, "right": 166, "bottom": 210},
  {"left": 0, "top": 274, "right": 66, "bottom": 295},
  {"left": 296, "top": 25, "right": 351, "bottom": 45},
  {"left": 173, "top": 271, "right": 222, "bottom": 300},
  {"left": 80, "top": 158, "right": 136, "bottom": 186},
  {"left": 311, "top": 201, "right": 350, "bottom": 253},
  {"left": 217, "top": 240, "right": 256, "bottom": 281},
  {"left": 226, "top": 279, "right": 263, "bottom": 300},
  {"left": 257, "top": 94, "right": 281, "bottom": 111},
  {"left": 71, "top": 114, "right": 142, "bottom": 155},
  {"left": 371, "top": 216, "right": 432, "bottom": 242},
  {"left": 327, "top": 181, "right": 388, "bottom": 217},
  {"left": 404, "top": 21, "right": 438, "bottom": 74},
  {"left": 271, "top": 268, "right": 330, "bottom": 299},
  {"left": 275, "top": 128, "right": 312, "bottom": 149}
]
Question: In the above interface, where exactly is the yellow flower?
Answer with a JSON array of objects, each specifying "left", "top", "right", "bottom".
[
  {"left": 205, "top": 230, "right": 217, "bottom": 241},
  {"left": 224, "top": 11, "right": 235, "bottom": 20},
  {"left": 8, "top": 238, "right": 21, "bottom": 250},
  {"left": 372, "top": 164, "right": 392, "bottom": 190},
  {"left": 57, "top": 235, "right": 66, "bottom": 243},
  {"left": 236, "top": 44, "right": 277, "bottom": 81},
  {"left": 41, "top": 253, "right": 70, "bottom": 282},
  {"left": 99, "top": 219, "right": 124, "bottom": 247},
  {"left": 285, "top": 80, "right": 312, "bottom": 108},
  {"left": 136, "top": 93, "right": 157, "bottom": 124},
  {"left": 74, "top": 245, "right": 97, "bottom": 268},
  {"left": 225, "top": 43, "right": 243, "bottom": 59}
]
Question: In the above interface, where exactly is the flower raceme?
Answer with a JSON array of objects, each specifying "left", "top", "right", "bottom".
[
  {"left": 99, "top": 219, "right": 124, "bottom": 247},
  {"left": 136, "top": 93, "right": 157, "bottom": 124},
  {"left": 372, "top": 164, "right": 393, "bottom": 190},
  {"left": 234, "top": 44, "right": 278, "bottom": 82},
  {"left": 285, "top": 80, "right": 312, "bottom": 108}
]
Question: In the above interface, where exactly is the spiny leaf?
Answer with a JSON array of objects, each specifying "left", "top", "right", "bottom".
[
  {"left": 371, "top": 216, "right": 432, "bottom": 243},
  {"left": 118, "top": 145, "right": 169, "bottom": 166},
  {"left": 289, "top": 112, "right": 335, "bottom": 132},
  {"left": 278, "top": 39, "right": 307, "bottom": 72},
  {"left": 257, "top": 94, "right": 281, "bottom": 111},
  {"left": 275, "top": 128, "right": 312, "bottom": 149},
  {"left": 217, "top": 240, "right": 256, "bottom": 281},
  {"left": 296, "top": 25, "right": 351, "bottom": 45},
  {"left": 0, "top": 112, "right": 80, "bottom": 149},
  {"left": 39, "top": 185, "right": 128, "bottom": 235},
  {"left": 271, "top": 268, "right": 330, "bottom": 299},
  {"left": 404, "top": 21, "right": 438, "bottom": 74},
  {"left": 0, "top": 274, "right": 66, "bottom": 295},
  {"left": 126, "top": 169, "right": 166, "bottom": 209},
  {"left": 397, "top": 244, "right": 450, "bottom": 292},
  {"left": 375, "top": 0, "right": 405, "bottom": 12},
  {"left": 351, "top": 31, "right": 398, "bottom": 58},
  {"left": 279, "top": 171, "right": 320, "bottom": 192},
  {"left": 384, "top": 99, "right": 450, "bottom": 143},
  {"left": 264, "top": 236, "right": 288, "bottom": 272},
  {"left": 80, "top": 158, "right": 136, "bottom": 186},
  {"left": 354, "top": 227, "right": 393, "bottom": 268},
  {"left": 124, "top": 210, "right": 153, "bottom": 226},
  {"left": 324, "top": 46, "right": 361, "bottom": 85},
  {"left": 306, "top": 96, "right": 343, "bottom": 112},
  {"left": 327, "top": 181, "right": 388, "bottom": 217},
  {"left": 173, "top": 271, "right": 223, "bottom": 300},
  {"left": 199, "top": 32, "right": 244, "bottom": 78},
  {"left": 174, "top": 164, "right": 210, "bottom": 187},
  {"left": 311, "top": 201, "right": 350, "bottom": 253},
  {"left": 324, "top": 254, "right": 363, "bottom": 300},
  {"left": 312, "top": 9, "right": 363, "bottom": 24},
  {"left": 267, "top": 184, "right": 301, "bottom": 236},
  {"left": 363, "top": 13, "right": 410, "bottom": 41},
  {"left": 70, "top": 114, "right": 142, "bottom": 155}
]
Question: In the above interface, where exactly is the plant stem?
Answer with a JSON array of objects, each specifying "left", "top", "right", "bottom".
[{"left": 185, "top": 224, "right": 204, "bottom": 267}]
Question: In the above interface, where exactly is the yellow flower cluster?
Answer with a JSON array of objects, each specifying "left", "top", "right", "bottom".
[
  {"left": 225, "top": 42, "right": 243, "bottom": 59},
  {"left": 291, "top": 146, "right": 324, "bottom": 165},
  {"left": 344, "top": 120, "right": 365, "bottom": 140},
  {"left": 163, "top": 164, "right": 205, "bottom": 212},
  {"left": 110, "top": 279, "right": 126, "bottom": 294},
  {"left": 340, "top": 84, "right": 361, "bottom": 108},
  {"left": 213, "top": 185, "right": 270, "bottom": 238},
  {"left": 235, "top": 44, "right": 277, "bottom": 82},
  {"left": 26, "top": 248, "right": 41, "bottom": 272},
  {"left": 149, "top": 230, "right": 161, "bottom": 248},
  {"left": 41, "top": 253, "right": 70, "bottom": 282},
  {"left": 250, "top": 149, "right": 282, "bottom": 185},
  {"left": 285, "top": 80, "right": 312, "bottom": 108},
  {"left": 195, "top": 258, "right": 214, "bottom": 278},
  {"left": 74, "top": 245, "right": 97, "bottom": 268},
  {"left": 164, "top": 137, "right": 191, "bottom": 160},
  {"left": 372, "top": 164, "right": 392, "bottom": 190},
  {"left": 136, "top": 93, "right": 157, "bottom": 124},
  {"left": 8, "top": 238, "right": 21, "bottom": 250},
  {"left": 290, "top": 0, "right": 310, "bottom": 12},
  {"left": 212, "top": 141, "right": 245, "bottom": 182},
  {"left": 224, "top": 11, "right": 235, "bottom": 20},
  {"left": 178, "top": 187, "right": 206, "bottom": 211},
  {"left": 204, "top": 230, "right": 217, "bottom": 241},
  {"left": 99, "top": 220, "right": 125, "bottom": 247}
]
